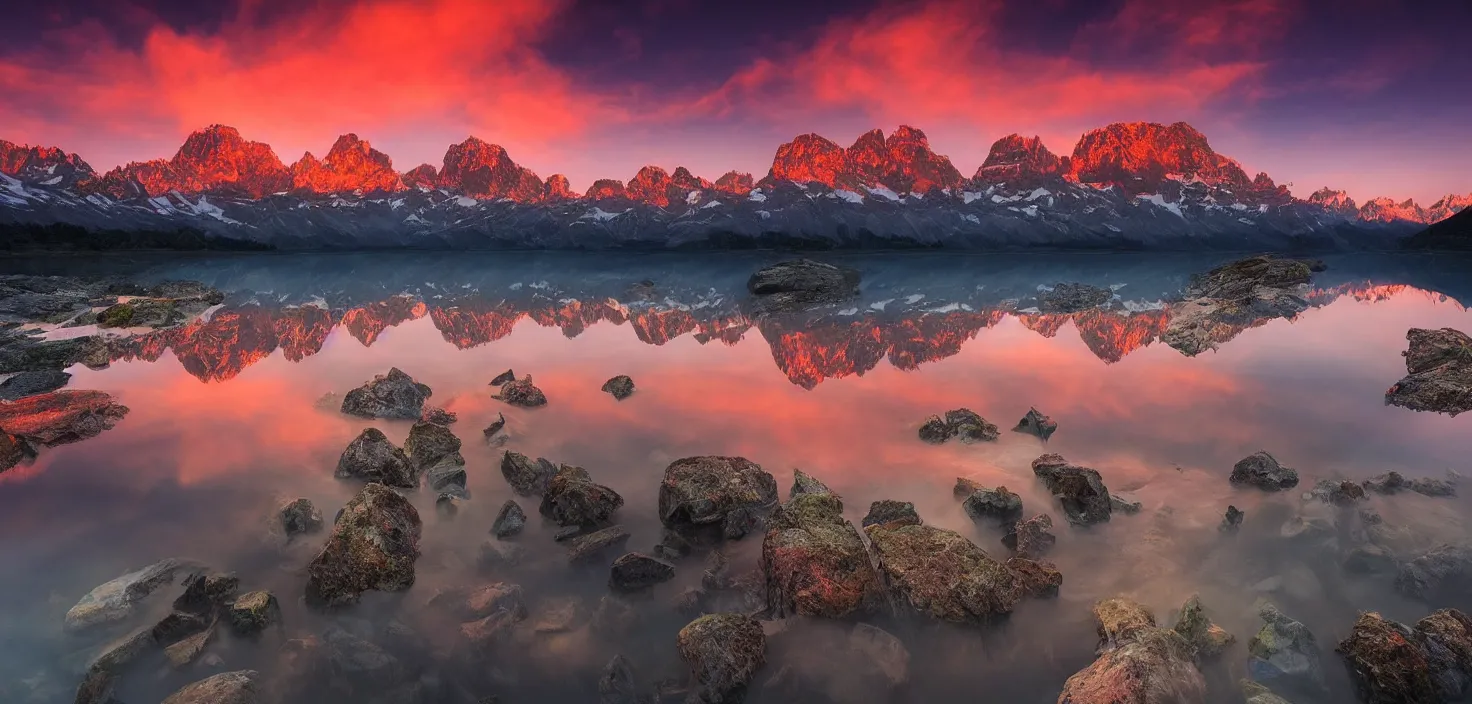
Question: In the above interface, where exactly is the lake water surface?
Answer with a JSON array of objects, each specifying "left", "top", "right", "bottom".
[{"left": 3, "top": 251, "right": 1472, "bottom": 703}]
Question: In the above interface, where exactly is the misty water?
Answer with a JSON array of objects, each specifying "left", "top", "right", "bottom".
[{"left": 3, "top": 250, "right": 1472, "bottom": 704}]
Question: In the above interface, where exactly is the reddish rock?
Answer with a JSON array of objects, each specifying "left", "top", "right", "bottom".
[
  {"left": 672, "top": 166, "right": 713, "bottom": 192},
  {"left": 0, "top": 139, "right": 94, "bottom": 184},
  {"left": 1426, "top": 193, "right": 1472, "bottom": 224},
  {"left": 1360, "top": 197, "right": 1428, "bottom": 224},
  {"left": 305, "top": 483, "right": 422, "bottom": 608},
  {"left": 585, "top": 178, "right": 628, "bottom": 200},
  {"left": 401, "top": 164, "right": 438, "bottom": 189},
  {"left": 436, "top": 136, "right": 543, "bottom": 202},
  {"left": 1309, "top": 188, "right": 1359, "bottom": 217},
  {"left": 846, "top": 129, "right": 888, "bottom": 187},
  {"left": 769, "top": 133, "right": 848, "bottom": 187},
  {"left": 85, "top": 125, "right": 291, "bottom": 199},
  {"left": 762, "top": 492, "right": 883, "bottom": 618},
  {"left": 542, "top": 173, "right": 574, "bottom": 202},
  {"left": 289, "top": 134, "right": 403, "bottom": 194},
  {"left": 628, "top": 165, "right": 676, "bottom": 207},
  {"left": 864, "top": 521, "right": 1022, "bottom": 624},
  {"left": 0, "top": 390, "right": 128, "bottom": 446},
  {"left": 882, "top": 125, "right": 964, "bottom": 194},
  {"left": 1067, "top": 121, "right": 1250, "bottom": 197},
  {"left": 974, "top": 134, "right": 1063, "bottom": 185},
  {"left": 713, "top": 171, "right": 755, "bottom": 196}
]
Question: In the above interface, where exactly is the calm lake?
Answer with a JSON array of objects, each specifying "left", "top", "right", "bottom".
[{"left": 2, "top": 251, "right": 1471, "bottom": 704}]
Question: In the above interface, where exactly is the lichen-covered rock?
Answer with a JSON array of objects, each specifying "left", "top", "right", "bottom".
[
  {"left": 1171, "top": 595, "right": 1235, "bottom": 660},
  {"left": 1396, "top": 544, "right": 1472, "bottom": 601},
  {"left": 919, "top": 408, "right": 999, "bottom": 444},
  {"left": 1006, "top": 557, "right": 1062, "bottom": 598},
  {"left": 228, "top": 591, "right": 280, "bottom": 634},
  {"left": 790, "top": 469, "right": 833, "bottom": 499},
  {"left": 500, "top": 450, "right": 558, "bottom": 495},
  {"left": 602, "top": 375, "right": 636, "bottom": 400},
  {"left": 340, "top": 368, "right": 431, "bottom": 419},
  {"left": 1040, "top": 283, "right": 1114, "bottom": 313},
  {"left": 1058, "top": 602, "right": 1206, "bottom": 704},
  {"left": 540, "top": 464, "right": 625, "bottom": 527},
  {"left": 65, "top": 557, "right": 187, "bottom": 632},
  {"left": 1230, "top": 451, "right": 1300, "bottom": 491},
  {"left": 279, "top": 498, "right": 323, "bottom": 537},
  {"left": 495, "top": 374, "right": 547, "bottom": 407},
  {"left": 420, "top": 406, "right": 457, "bottom": 425},
  {"left": 1002, "top": 513, "right": 1057, "bottom": 558},
  {"left": 677, "top": 613, "right": 767, "bottom": 704},
  {"left": 1241, "top": 680, "right": 1294, "bottom": 704},
  {"left": 404, "top": 420, "right": 462, "bottom": 470},
  {"left": 1031, "top": 453, "right": 1113, "bottom": 526},
  {"left": 305, "top": 483, "right": 422, "bottom": 607},
  {"left": 161, "top": 670, "right": 260, "bottom": 704},
  {"left": 610, "top": 552, "right": 677, "bottom": 592},
  {"left": 865, "top": 521, "right": 1020, "bottom": 624},
  {"left": 491, "top": 500, "right": 526, "bottom": 538},
  {"left": 1335, "top": 609, "right": 1472, "bottom": 704},
  {"left": 1248, "top": 604, "right": 1324, "bottom": 691},
  {"left": 962, "top": 485, "right": 1023, "bottom": 524},
  {"left": 1014, "top": 407, "right": 1058, "bottom": 441},
  {"left": 1385, "top": 327, "right": 1472, "bottom": 416},
  {"left": 173, "top": 571, "right": 239, "bottom": 615},
  {"left": 658, "top": 456, "right": 778, "bottom": 537},
  {"left": 861, "top": 500, "right": 921, "bottom": 528},
  {"left": 334, "top": 428, "right": 417, "bottom": 488},
  {"left": 762, "top": 492, "right": 882, "bottom": 618},
  {"left": 567, "top": 525, "right": 632, "bottom": 565}
]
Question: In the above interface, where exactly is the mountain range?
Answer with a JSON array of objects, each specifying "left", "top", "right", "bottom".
[{"left": 1, "top": 123, "right": 1467, "bottom": 250}]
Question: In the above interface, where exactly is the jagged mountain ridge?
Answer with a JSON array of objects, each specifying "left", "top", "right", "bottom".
[{"left": 0, "top": 121, "right": 1465, "bottom": 249}]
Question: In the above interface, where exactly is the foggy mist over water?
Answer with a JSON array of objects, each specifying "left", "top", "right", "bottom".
[{"left": 3, "top": 251, "right": 1472, "bottom": 703}]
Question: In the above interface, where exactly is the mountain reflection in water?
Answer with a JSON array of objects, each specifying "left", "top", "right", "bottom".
[{"left": 2, "top": 251, "right": 1472, "bottom": 704}]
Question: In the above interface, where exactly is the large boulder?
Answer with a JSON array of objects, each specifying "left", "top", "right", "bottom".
[
  {"left": 862, "top": 500, "right": 921, "bottom": 528},
  {"left": 677, "top": 613, "right": 767, "bottom": 703},
  {"left": 962, "top": 485, "right": 1023, "bottom": 524},
  {"left": 540, "top": 464, "right": 625, "bottom": 527},
  {"left": 65, "top": 557, "right": 188, "bottom": 632},
  {"left": 306, "top": 483, "right": 422, "bottom": 607},
  {"left": 161, "top": 670, "right": 260, "bottom": 704},
  {"left": 501, "top": 451, "right": 559, "bottom": 495},
  {"left": 1162, "top": 256, "right": 1314, "bottom": 356},
  {"left": 1336, "top": 609, "right": 1472, "bottom": 704},
  {"left": 864, "top": 521, "right": 1021, "bottom": 624},
  {"left": 1002, "top": 513, "right": 1057, "bottom": 559},
  {"left": 1058, "top": 597, "right": 1207, "bottom": 704},
  {"left": 334, "top": 428, "right": 417, "bottom": 488},
  {"left": 762, "top": 491, "right": 883, "bottom": 619},
  {"left": 1385, "top": 327, "right": 1472, "bottom": 416},
  {"left": 746, "top": 259, "right": 860, "bottom": 313},
  {"left": 658, "top": 456, "right": 778, "bottom": 538},
  {"left": 1247, "top": 604, "right": 1324, "bottom": 693},
  {"left": 1230, "top": 451, "right": 1300, "bottom": 491},
  {"left": 403, "top": 420, "right": 462, "bottom": 471},
  {"left": 1031, "top": 453, "right": 1113, "bottom": 526},
  {"left": 340, "top": 368, "right": 431, "bottom": 419}
]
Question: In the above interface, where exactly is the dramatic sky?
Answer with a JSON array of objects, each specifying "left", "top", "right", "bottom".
[{"left": 2, "top": 0, "right": 1468, "bottom": 204}]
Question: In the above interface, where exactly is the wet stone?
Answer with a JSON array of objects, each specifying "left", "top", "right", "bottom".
[
  {"left": 1248, "top": 603, "right": 1325, "bottom": 692},
  {"left": 789, "top": 468, "right": 833, "bottom": 499},
  {"left": 495, "top": 374, "right": 547, "bottom": 407},
  {"left": 599, "top": 654, "right": 646, "bottom": 704},
  {"left": 436, "top": 493, "right": 460, "bottom": 518},
  {"left": 482, "top": 412, "right": 506, "bottom": 438},
  {"left": 962, "top": 485, "right": 1024, "bottom": 524},
  {"left": 1006, "top": 557, "right": 1063, "bottom": 598},
  {"left": 1031, "top": 453, "right": 1113, "bottom": 526},
  {"left": 865, "top": 521, "right": 1022, "bottom": 624},
  {"left": 1014, "top": 407, "right": 1058, "bottom": 441},
  {"left": 334, "top": 428, "right": 417, "bottom": 489},
  {"left": 1336, "top": 609, "right": 1472, "bottom": 704},
  {"left": 173, "top": 571, "right": 240, "bottom": 615},
  {"left": 0, "top": 369, "right": 70, "bottom": 400},
  {"left": 280, "top": 498, "right": 323, "bottom": 537},
  {"left": 1396, "top": 544, "right": 1472, "bottom": 601},
  {"left": 762, "top": 491, "right": 883, "bottom": 619},
  {"left": 1002, "top": 513, "right": 1057, "bottom": 559},
  {"left": 1231, "top": 451, "right": 1300, "bottom": 491},
  {"left": 862, "top": 499, "right": 922, "bottom": 528},
  {"left": 610, "top": 552, "right": 677, "bottom": 592},
  {"left": 1221, "top": 505, "right": 1245, "bottom": 532},
  {"left": 746, "top": 259, "right": 861, "bottom": 313},
  {"left": 420, "top": 406, "right": 457, "bottom": 425},
  {"left": 677, "top": 613, "right": 768, "bottom": 704},
  {"left": 164, "top": 623, "right": 216, "bottom": 668},
  {"left": 153, "top": 610, "right": 212, "bottom": 644},
  {"left": 404, "top": 420, "right": 462, "bottom": 472},
  {"left": 1059, "top": 598, "right": 1206, "bottom": 704},
  {"left": 65, "top": 557, "right": 187, "bottom": 632},
  {"left": 228, "top": 591, "right": 280, "bottom": 634},
  {"left": 478, "top": 540, "right": 527, "bottom": 571},
  {"left": 305, "top": 483, "right": 423, "bottom": 608},
  {"left": 340, "top": 367, "right": 432, "bottom": 420},
  {"left": 567, "top": 526, "right": 632, "bottom": 565},
  {"left": 1305, "top": 479, "right": 1366, "bottom": 505},
  {"left": 658, "top": 455, "right": 778, "bottom": 538},
  {"left": 490, "top": 500, "right": 526, "bottom": 538},
  {"left": 540, "top": 464, "right": 625, "bottom": 527},
  {"left": 953, "top": 477, "right": 983, "bottom": 499},
  {"left": 1110, "top": 493, "right": 1143, "bottom": 515},
  {"left": 1384, "top": 327, "right": 1472, "bottom": 416},
  {"left": 602, "top": 374, "right": 636, "bottom": 400},
  {"left": 533, "top": 596, "right": 584, "bottom": 633},
  {"left": 1172, "top": 594, "right": 1235, "bottom": 660},
  {"left": 500, "top": 451, "right": 558, "bottom": 496}
]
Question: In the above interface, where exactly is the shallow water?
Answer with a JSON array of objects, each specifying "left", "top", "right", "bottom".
[{"left": 3, "top": 251, "right": 1472, "bottom": 703}]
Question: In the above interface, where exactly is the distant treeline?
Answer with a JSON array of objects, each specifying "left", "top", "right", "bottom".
[{"left": 0, "top": 222, "right": 273, "bottom": 252}]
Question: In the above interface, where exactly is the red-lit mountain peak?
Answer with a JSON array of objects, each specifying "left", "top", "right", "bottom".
[
  {"left": 883, "top": 125, "right": 965, "bottom": 194},
  {"left": 671, "top": 167, "right": 713, "bottom": 192},
  {"left": 585, "top": 178, "right": 627, "bottom": 200},
  {"left": 0, "top": 140, "right": 94, "bottom": 184},
  {"left": 846, "top": 128, "right": 888, "bottom": 188},
  {"left": 402, "top": 163, "right": 438, "bottom": 189},
  {"left": 542, "top": 174, "right": 574, "bottom": 202},
  {"left": 1309, "top": 187, "right": 1358, "bottom": 217},
  {"left": 1426, "top": 193, "right": 1472, "bottom": 223},
  {"left": 290, "top": 133, "right": 403, "bottom": 194},
  {"left": 628, "top": 165, "right": 675, "bottom": 207},
  {"left": 714, "top": 171, "right": 755, "bottom": 196},
  {"left": 768, "top": 133, "right": 848, "bottom": 187},
  {"left": 437, "top": 136, "right": 543, "bottom": 202},
  {"left": 974, "top": 134, "right": 1063, "bottom": 185},
  {"left": 1359, "top": 197, "right": 1427, "bottom": 224},
  {"left": 1067, "top": 121, "right": 1250, "bottom": 196},
  {"left": 84, "top": 124, "right": 292, "bottom": 199}
]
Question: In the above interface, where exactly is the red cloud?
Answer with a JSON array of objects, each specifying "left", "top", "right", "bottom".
[{"left": 0, "top": 0, "right": 615, "bottom": 167}]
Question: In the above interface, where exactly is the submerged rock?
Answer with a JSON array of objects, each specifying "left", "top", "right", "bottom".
[
  {"left": 477, "top": 540, "right": 527, "bottom": 571},
  {"left": 918, "top": 416, "right": 953, "bottom": 444},
  {"left": 340, "top": 367, "right": 432, "bottom": 420},
  {"left": 1364, "top": 470, "right": 1459, "bottom": 498},
  {"left": 677, "top": 613, "right": 767, "bottom": 703},
  {"left": 610, "top": 552, "right": 677, "bottom": 592},
  {"left": 602, "top": 375, "right": 635, "bottom": 400},
  {"left": 861, "top": 499, "right": 921, "bottom": 528},
  {"left": 1385, "top": 327, "right": 1472, "bottom": 416},
  {"left": 1059, "top": 597, "right": 1207, "bottom": 704},
  {"left": 1032, "top": 453, "right": 1113, "bottom": 526},
  {"left": 789, "top": 469, "right": 833, "bottom": 499},
  {"left": 540, "top": 464, "right": 625, "bottom": 527},
  {"left": 495, "top": 374, "right": 547, "bottom": 407},
  {"left": 918, "top": 408, "right": 1000, "bottom": 444},
  {"left": 599, "top": 654, "right": 646, "bottom": 704},
  {"left": 420, "top": 406, "right": 457, "bottom": 425},
  {"left": 1006, "top": 556, "right": 1063, "bottom": 598},
  {"left": 0, "top": 369, "right": 70, "bottom": 400},
  {"left": 500, "top": 450, "right": 558, "bottom": 495},
  {"left": 65, "top": 557, "right": 187, "bottom": 632},
  {"left": 1110, "top": 493, "right": 1143, "bottom": 515},
  {"left": 280, "top": 498, "right": 324, "bottom": 537},
  {"left": 963, "top": 485, "right": 1024, "bottom": 524},
  {"left": 1171, "top": 595, "right": 1235, "bottom": 660},
  {"left": 1014, "top": 407, "right": 1058, "bottom": 441},
  {"left": 160, "top": 670, "right": 259, "bottom": 704},
  {"left": 490, "top": 500, "right": 526, "bottom": 538},
  {"left": 1305, "top": 479, "right": 1365, "bottom": 505},
  {"left": 746, "top": 259, "right": 860, "bottom": 313},
  {"left": 482, "top": 412, "right": 507, "bottom": 438},
  {"left": 762, "top": 491, "right": 883, "bottom": 619},
  {"left": 1002, "top": 513, "right": 1057, "bottom": 559},
  {"left": 1230, "top": 451, "right": 1300, "bottom": 491},
  {"left": 1221, "top": 505, "right": 1245, "bottom": 532},
  {"left": 305, "top": 483, "right": 422, "bottom": 608},
  {"left": 1396, "top": 544, "right": 1472, "bottom": 601},
  {"left": 658, "top": 456, "right": 778, "bottom": 538},
  {"left": 1039, "top": 282, "right": 1114, "bottom": 313},
  {"left": 567, "top": 525, "right": 632, "bottom": 565},
  {"left": 865, "top": 520, "right": 1021, "bottom": 624},
  {"left": 1247, "top": 604, "right": 1324, "bottom": 692},
  {"left": 334, "top": 428, "right": 417, "bottom": 488},
  {"left": 490, "top": 369, "right": 516, "bottom": 386},
  {"left": 1337, "top": 609, "right": 1472, "bottom": 704}
]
